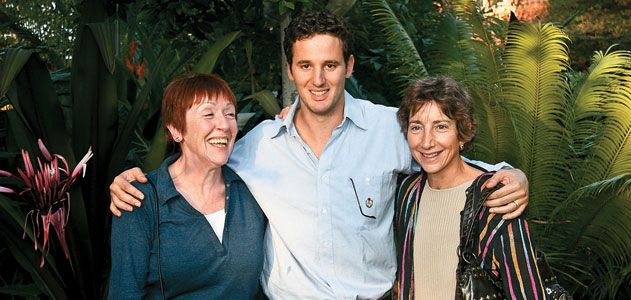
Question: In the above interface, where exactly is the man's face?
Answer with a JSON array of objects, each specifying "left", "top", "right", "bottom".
[{"left": 288, "top": 34, "right": 354, "bottom": 117}]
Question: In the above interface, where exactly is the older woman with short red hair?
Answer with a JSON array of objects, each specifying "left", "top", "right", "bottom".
[{"left": 109, "top": 73, "right": 265, "bottom": 299}]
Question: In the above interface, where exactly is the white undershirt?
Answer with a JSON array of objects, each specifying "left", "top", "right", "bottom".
[{"left": 204, "top": 209, "right": 226, "bottom": 243}]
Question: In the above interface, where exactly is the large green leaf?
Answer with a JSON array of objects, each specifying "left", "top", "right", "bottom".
[
  {"left": 63, "top": 3, "right": 112, "bottom": 298},
  {"left": 0, "top": 284, "right": 41, "bottom": 298},
  {"left": 0, "top": 49, "right": 34, "bottom": 98},
  {"left": 501, "top": 22, "right": 572, "bottom": 217},
  {"left": 0, "top": 216, "right": 67, "bottom": 300},
  {"left": 108, "top": 46, "right": 173, "bottom": 179},
  {"left": 365, "top": 0, "right": 428, "bottom": 93},
  {"left": 576, "top": 50, "right": 631, "bottom": 185},
  {"left": 326, "top": 0, "right": 357, "bottom": 16},
  {"left": 143, "top": 120, "right": 167, "bottom": 172},
  {"left": 67, "top": 25, "right": 102, "bottom": 296},
  {"left": 2, "top": 50, "right": 92, "bottom": 297},
  {"left": 4, "top": 52, "right": 74, "bottom": 163},
  {"left": 4, "top": 85, "right": 37, "bottom": 155},
  {"left": 556, "top": 177, "right": 631, "bottom": 296},
  {"left": 86, "top": 23, "right": 117, "bottom": 75},
  {"left": 192, "top": 31, "right": 241, "bottom": 74},
  {"left": 424, "top": 1, "right": 515, "bottom": 164},
  {"left": 72, "top": 22, "right": 118, "bottom": 168},
  {"left": 243, "top": 90, "right": 281, "bottom": 116}
]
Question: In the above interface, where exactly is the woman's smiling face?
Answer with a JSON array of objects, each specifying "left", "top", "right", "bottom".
[
  {"left": 173, "top": 95, "right": 237, "bottom": 168},
  {"left": 406, "top": 101, "right": 463, "bottom": 177}
]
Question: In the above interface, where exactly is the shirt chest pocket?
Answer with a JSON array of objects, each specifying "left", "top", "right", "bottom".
[{"left": 338, "top": 174, "right": 394, "bottom": 230}]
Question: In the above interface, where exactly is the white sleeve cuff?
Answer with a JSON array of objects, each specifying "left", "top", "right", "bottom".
[{"left": 461, "top": 156, "right": 512, "bottom": 171}]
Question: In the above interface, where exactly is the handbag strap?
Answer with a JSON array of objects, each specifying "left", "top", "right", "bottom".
[
  {"left": 146, "top": 178, "right": 166, "bottom": 300},
  {"left": 459, "top": 177, "right": 502, "bottom": 259},
  {"left": 460, "top": 184, "right": 486, "bottom": 253}
]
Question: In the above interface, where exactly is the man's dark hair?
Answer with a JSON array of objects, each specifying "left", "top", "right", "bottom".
[{"left": 283, "top": 10, "right": 353, "bottom": 66}]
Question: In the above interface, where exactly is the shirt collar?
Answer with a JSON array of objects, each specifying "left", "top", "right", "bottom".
[
  {"left": 343, "top": 91, "right": 367, "bottom": 130},
  {"left": 151, "top": 152, "right": 242, "bottom": 205},
  {"left": 271, "top": 90, "right": 367, "bottom": 138}
]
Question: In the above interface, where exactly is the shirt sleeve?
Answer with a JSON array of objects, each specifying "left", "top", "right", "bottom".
[
  {"left": 477, "top": 212, "right": 546, "bottom": 299},
  {"left": 228, "top": 121, "right": 268, "bottom": 172},
  {"left": 108, "top": 183, "right": 155, "bottom": 300},
  {"left": 462, "top": 156, "right": 512, "bottom": 170}
]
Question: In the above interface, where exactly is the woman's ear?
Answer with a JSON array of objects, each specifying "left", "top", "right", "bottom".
[{"left": 167, "top": 124, "right": 182, "bottom": 142}]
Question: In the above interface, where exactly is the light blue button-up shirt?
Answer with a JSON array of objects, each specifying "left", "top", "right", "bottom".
[{"left": 229, "top": 91, "right": 504, "bottom": 299}]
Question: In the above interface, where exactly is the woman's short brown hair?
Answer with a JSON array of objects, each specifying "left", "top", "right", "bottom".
[
  {"left": 162, "top": 73, "right": 237, "bottom": 142},
  {"left": 397, "top": 76, "right": 476, "bottom": 145}
]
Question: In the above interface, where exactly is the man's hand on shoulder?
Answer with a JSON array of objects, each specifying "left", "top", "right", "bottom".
[
  {"left": 109, "top": 167, "right": 148, "bottom": 217},
  {"left": 483, "top": 168, "right": 528, "bottom": 220}
]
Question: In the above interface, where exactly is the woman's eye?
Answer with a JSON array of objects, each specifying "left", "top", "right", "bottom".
[
  {"left": 436, "top": 124, "right": 448, "bottom": 130},
  {"left": 204, "top": 113, "right": 214, "bottom": 117},
  {"left": 225, "top": 113, "right": 236, "bottom": 119},
  {"left": 409, "top": 125, "right": 421, "bottom": 133}
]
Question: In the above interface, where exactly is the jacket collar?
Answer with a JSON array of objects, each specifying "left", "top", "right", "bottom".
[{"left": 151, "top": 152, "right": 241, "bottom": 205}]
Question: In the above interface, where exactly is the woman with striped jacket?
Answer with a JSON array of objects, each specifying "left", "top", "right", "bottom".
[{"left": 393, "top": 76, "right": 545, "bottom": 299}]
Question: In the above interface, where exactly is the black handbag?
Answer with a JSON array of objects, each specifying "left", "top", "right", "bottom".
[
  {"left": 455, "top": 183, "right": 572, "bottom": 300},
  {"left": 455, "top": 184, "right": 504, "bottom": 299}
]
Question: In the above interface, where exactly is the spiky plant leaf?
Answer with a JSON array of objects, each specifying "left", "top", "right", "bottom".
[
  {"left": 434, "top": 0, "right": 515, "bottom": 164},
  {"left": 577, "top": 50, "right": 631, "bottom": 186},
  {"left": 501, "top": 22, "right": 572, "bottom": 217},
  {"left": 243, "top": 90, "right": 281, "bottom": 117},
  {"left": 550, "top": 49, "right": 631, "bottom": 295},
  {"left": 108, "top": 45, "right": 172, "bottom": 179},
  {"left": 192, "top": 31, "right": 241, "bottom": 74},
  {"left": 364, "top": 0, "right": 428, "bottom": 93},
  {"left": 554, "top": 176, "right": 631, "bottom": 296},
  {"left": 0, "top": 49, "right": 34, "bottom": 99}
]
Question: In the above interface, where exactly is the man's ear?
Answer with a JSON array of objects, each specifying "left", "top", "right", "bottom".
[
  {"left": 345, "top": 54, "right": 355, "bottom": 78},
  {"left": 287, "top": 63, "right": 295, "bottom": 81}
]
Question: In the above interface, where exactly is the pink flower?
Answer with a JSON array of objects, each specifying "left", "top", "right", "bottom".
[{"left": 0, "top": 139, "right": 93, "bottom": 267}]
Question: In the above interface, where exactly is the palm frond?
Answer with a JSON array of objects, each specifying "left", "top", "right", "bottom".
[
  {"left": 575, "top": 49, "right": 631, "bottom": 186},
  {"left": 550, "top": 176, "right": 631, "bottom": 296},
  {"left": 364, "top": 0, "right": 428, "bottom": 93},
  {"left": 501, "top": 22, "right": 572, "bottom": 217},
  {"left": 436, "top": 0, "right": 516, "bottom": 164},
  {"left": 423, "top": 12, "right": 475, "bottom": 78}
]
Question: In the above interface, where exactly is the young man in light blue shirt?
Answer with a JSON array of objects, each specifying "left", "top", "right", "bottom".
[{"left": 110, "top": 10, "right": 529, "bottom": 299}]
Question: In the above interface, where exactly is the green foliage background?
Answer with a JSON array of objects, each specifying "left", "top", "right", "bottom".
[{"left": 0, "top": 0, "right": 629, "bottom": 299}]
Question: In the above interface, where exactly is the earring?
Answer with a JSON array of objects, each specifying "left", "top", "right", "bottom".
[
  {"left": 459, "top": 143, "right": 464, "bottom": 151},
  {"left": 174, "top": 136, "right": 182, "bottom": 143}
]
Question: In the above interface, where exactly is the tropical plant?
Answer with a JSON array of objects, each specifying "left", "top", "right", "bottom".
[
  {"left": 0, "top": 0, "right": 77, "bottom": 69},
  {"left": 365, "top": 0, "right": 631, "bottom": 297},
  {"left": 0, "top": 0, "right": 281, "bottom": 298},
  {"left": 0, "top": 139, "right": 93, "bottom": 268}
]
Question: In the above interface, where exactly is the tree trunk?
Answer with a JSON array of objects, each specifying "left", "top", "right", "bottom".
[{"left": 280, "top": 13, "right": 296, "bottom": 106}]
